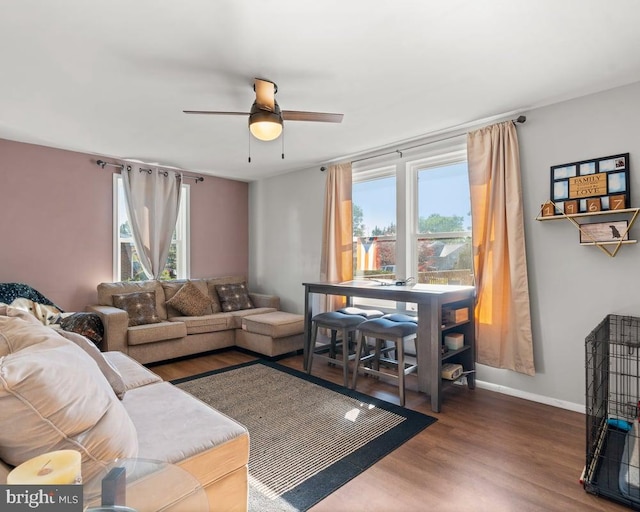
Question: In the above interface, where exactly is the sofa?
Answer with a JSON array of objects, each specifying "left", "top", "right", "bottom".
[
  {"left": 0, "top": 305, "right": 249, "bottom": 511},
  {"left": 88, "top": 276, "right": 304, "bottom": 364}
]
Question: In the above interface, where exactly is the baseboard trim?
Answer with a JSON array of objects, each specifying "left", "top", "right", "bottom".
[{"left": 475, "top": 379, "right": 585, "bottom": 414}]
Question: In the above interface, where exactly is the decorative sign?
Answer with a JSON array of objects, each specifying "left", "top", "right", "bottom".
[
  {"left": 579, "top": 221, "right": 629, "bottom": 243},
  {"left": 550, "top": 153, "right": 630, "bottom": 213}
]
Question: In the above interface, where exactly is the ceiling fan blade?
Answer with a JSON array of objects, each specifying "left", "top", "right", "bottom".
[
  {"left": 183, "top": 110, "right": 248, "bottom": 115},
  {"left": 282, "top": 110, "right": 344, "bottom": 123},
  {"left": 254, "top": 78, "right": 276, "bottom": 111}
]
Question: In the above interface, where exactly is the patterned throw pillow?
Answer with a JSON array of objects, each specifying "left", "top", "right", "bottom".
[
  {"left": 112, "top": 291, "right": 161, "bottom": 326},
  {"left": 215, "top": 283, "right": 254, "bottom": 312},
  {"left": 59, "top": 312, "right": 104, "bottom": 347},
  {"left": 165, "top": 281, "right": 214, "bottom": 317}
]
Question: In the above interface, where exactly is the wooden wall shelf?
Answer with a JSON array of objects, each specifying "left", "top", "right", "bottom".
[{"left": 535, "top": 203, "right": 640, "bottom": 257}]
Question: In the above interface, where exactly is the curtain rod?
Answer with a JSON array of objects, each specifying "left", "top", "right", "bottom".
[
  {"left": 320, "top": 115, "right": 526, "bottom": 170},
  {"left": 95, "top": 160, "right": 204, "bottom": 182}
]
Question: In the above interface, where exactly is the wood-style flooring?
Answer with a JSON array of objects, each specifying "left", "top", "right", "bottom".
[{"left": 150, "top": 350, "right": 630, "bottom": 512}]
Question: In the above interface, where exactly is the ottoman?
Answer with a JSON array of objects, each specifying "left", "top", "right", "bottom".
[{"left": 236, "top": 311, "right": 304, "bottom": 357}]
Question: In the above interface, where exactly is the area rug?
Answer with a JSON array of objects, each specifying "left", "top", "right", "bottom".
[{"left": 172, "top": 360, "right": 436, "bottom": 511}]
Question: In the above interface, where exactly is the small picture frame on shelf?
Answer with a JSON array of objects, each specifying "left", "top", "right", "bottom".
[{"left": 579, "top": 221, "right": 628, "bottom": 243}]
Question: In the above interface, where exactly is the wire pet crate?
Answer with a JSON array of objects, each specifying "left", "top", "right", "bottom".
[{"left": 585, "top": 314, "right": 640, "bottom": 509}]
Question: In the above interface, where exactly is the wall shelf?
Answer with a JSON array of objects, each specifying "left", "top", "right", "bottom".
[{"left": 535, "top": 202, "right": 640, "bottom": 257}]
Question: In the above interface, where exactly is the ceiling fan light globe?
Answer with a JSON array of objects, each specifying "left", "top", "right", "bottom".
[{"left": 249, "top": 119, "right": 283, "bottom": 141}]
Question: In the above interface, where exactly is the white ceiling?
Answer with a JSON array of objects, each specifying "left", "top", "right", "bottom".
[{"left": 2, "top": 1, "right": 640, "bottom": 182}]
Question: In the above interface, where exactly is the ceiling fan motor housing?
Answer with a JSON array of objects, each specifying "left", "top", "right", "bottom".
[{"left": 249, "top": 100, "right": 283, "bottom": 141}]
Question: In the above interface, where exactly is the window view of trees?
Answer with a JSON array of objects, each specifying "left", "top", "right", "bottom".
[{"left": 118, "top": 221, "right": 178, "bottom": 281}]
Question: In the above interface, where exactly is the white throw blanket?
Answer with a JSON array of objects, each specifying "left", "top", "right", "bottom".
[{"left": 0, "top": 298, "right": 65, "bottom": 326}]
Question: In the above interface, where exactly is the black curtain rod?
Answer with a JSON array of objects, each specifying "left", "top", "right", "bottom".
[
  {"left": 96, "top": 160, "right": 204, "bottom": 182},
  {"left": 321, "top": 115, "right": 526, "bottom": 170}
]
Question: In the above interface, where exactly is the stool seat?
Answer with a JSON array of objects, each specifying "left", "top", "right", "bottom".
[
  {"left": 311, "top": 311, "right": 365, "bottom": 329},
  {"left": 337, "top": 307, "right": 384, "bottom": 319},
  {"left": 357, "top": 318, "right": 417, "bottom": 338},
  {"left": 382, "top": 313, "right": 418, "bottom": 323}
]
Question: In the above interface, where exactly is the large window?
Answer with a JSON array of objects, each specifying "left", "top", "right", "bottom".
[
  {"left": 113, "top": 174, "right": 190, "bottom": 281},
  {"left": 352, "top": 142, "right": 472, "bottom": 286}
]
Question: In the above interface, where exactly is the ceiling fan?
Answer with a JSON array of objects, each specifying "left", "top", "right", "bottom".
[{"left": 183, "top": 78, "right": 344, "bottom": 142}]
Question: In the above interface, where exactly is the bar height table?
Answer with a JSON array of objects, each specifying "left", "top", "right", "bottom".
[{"left": 303, "top": 280, "right": 476, "bottom": 413}]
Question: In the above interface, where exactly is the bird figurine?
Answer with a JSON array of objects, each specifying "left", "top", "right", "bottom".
[{"left": 609, "top": 225, "right": 622, "bottom": 239}]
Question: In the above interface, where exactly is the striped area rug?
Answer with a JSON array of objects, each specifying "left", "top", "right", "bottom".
[{"left": 173, "top": 360, "right": 436, "bottom": 511}]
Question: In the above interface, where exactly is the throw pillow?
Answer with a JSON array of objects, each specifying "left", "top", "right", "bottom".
[
  {"left": 0, "top": 317, "right": 138, "bottom": 482},
  {"left": 215, "top": 282, "right": 255, "bottom": 312},
  {"left": 57, "top": 330, "right": 126, "bottom": 400},
  {"left": 112, "top": 291, "right": 161, "bottom": 327},
  {"left": 165, "top": 281, "right": 214, "bottom": 317},
  {"left": 59, "top": 312, "right": 104, "bottom": 347}
]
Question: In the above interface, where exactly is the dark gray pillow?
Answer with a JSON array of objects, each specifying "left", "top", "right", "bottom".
[
  {"left": 215, "top": 283, "right": 254, "bottom": 312},
  {"left": 113, "top": 291, "right": 161, "bottom": 326}
]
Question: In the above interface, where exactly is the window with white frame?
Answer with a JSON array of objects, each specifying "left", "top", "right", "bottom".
[
  {"left": 352, "top": 140, "right": 472, "bottom": 290},
  {"left": 113, "top": 174, "right": 190, "bottom": 281}
]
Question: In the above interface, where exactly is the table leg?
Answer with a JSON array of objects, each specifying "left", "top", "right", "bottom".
[
  {"left": 417, "top": 301, "right": 442, "bottom": 413},
  {"left": 303, "top": 287, "right": 312, "bottom": 371}
]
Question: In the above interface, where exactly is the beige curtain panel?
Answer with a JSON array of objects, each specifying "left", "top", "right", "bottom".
[
  {"left": 467, "top": 121, "right": 535, "bottom": 376},
  {"left": 320, "top": 163, "right": 353, "bottom": 312},
  {"left": 122, "top": 165, "right": 183, "bottom": 279}
]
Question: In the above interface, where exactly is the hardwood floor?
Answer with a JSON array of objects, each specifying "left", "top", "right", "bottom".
[{"left": 151, "top": 350, "right": 630, "bottom": 512}]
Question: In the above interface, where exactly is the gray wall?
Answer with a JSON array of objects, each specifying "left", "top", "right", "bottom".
[{"left": 249, "top": 81, "right": 640, "bottom": 410}]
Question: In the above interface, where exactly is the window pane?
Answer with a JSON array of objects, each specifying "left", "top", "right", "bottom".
[
  {"left": 352, "top": 176, "right": 396, "bottom": 278},
  {"left": 417, "top": 162, "right": 473, "bottom": 285}
]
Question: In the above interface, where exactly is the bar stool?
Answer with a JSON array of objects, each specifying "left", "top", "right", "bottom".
[
  {"left": 351, "top": 316, "right": 418, "bottom": 406},
  {"left": 307, "top": 311, "right": 367, "bottom": 387}
]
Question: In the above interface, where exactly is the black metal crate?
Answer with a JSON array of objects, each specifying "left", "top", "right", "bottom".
[{"left": 585, "top": 314, "right": 640, "bottom": 509}]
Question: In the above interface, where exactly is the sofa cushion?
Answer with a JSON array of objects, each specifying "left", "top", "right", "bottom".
[
  {"left": 0, "top": 316, "right": 138, "bottom": 482},
  {"left": 122, "top": 382, "right": 248, "bottom": 478},
  {"left": 168, "top": 314, "right": 232, "bottom": 335},
  {"left": 165, "top": 281, "right": 214, "bottom": 317},
  {"left": 98, "top": 281, "right": 168, "bottom": 320},
  {"left": 242, "top": 311, "right": 305, "bottom": 339},
  {"left": 215, "top": 283, "right": 254, "bottom": 312},
  {"left": 57, "top": 330, "right": 127, "bottom": 399},
  {"left": 227, "top": 307, "right": 277, "bottom": 329},
  {"left": 127, "top": 321, "right": 187, "bottom": 346},
  {"left": 113, "top": 291, "right": 162, "bottom": 327}
]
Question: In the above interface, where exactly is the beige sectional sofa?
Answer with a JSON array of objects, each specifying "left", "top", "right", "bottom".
[
  {"left": 88, "top": 276, "right": 304, "bottom": 364},
  {"left": 0, "top": 306, "right": 249, "bottom": 511}
]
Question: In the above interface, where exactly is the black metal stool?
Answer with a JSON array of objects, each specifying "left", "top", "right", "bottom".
[{"left": 351, "top": 316, "right": 418, "bottom": 406}]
